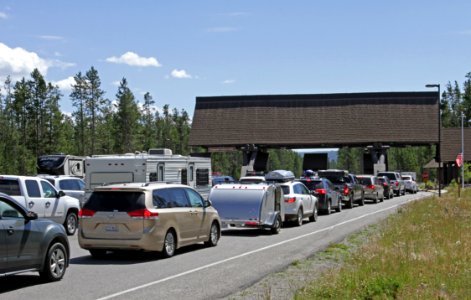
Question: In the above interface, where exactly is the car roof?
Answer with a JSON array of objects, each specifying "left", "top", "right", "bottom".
[{"left": 93, "top": 182, "right": 191, "bottom": 191}]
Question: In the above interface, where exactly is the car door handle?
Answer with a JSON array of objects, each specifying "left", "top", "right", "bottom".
[
  {"left": 28, "top": 201, "right": 34, "bottom": 208},
  {"left": 45, "top": 202, "right": 51, "bottom": 208}
]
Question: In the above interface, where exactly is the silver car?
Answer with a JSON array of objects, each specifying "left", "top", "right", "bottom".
[
  {"left": 402, "top": 175, "right": 418, "bottom": 193},
  {"left": 377, "top": 172, "right": 405, "bottom": 196},
  {"left": 39, "top": 175, "right": 86, "bottom": 208}
]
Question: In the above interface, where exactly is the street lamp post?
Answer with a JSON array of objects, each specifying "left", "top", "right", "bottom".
[
  {"left": 426, "top": 84, "right": 441, "bottom": 197},
  {"left": 462, "top": 112, "right": 465, "bottom": 189}
]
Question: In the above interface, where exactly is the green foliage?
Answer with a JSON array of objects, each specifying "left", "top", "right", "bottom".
[{"left": 336, "top": 147, "right": 362, "bottom": 174}]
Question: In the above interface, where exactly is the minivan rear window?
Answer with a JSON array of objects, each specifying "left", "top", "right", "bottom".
[{"left": 84, "top": 191, "right": 145, "bottom": 212}]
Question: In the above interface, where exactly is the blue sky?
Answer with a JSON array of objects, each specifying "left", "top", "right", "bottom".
[{"left": 1, "top": 1, "right": 471, "bottom": 116}]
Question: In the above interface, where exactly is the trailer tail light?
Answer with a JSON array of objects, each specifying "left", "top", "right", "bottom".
[
  {"left": 285, "top": 197, "right": 297, "bottom": 203},
  {"left": 315, "top": 189, "right": 327, "bottom": 195},
  {"left": 245, "top": 221, "right": 260, "bottom": 226},
  {"left": 127, "top": 209, "right": 159, "bottom": 219},
  {"left": 343, "top": 185, "right": 349, "bottom": 195},
  {"left": 79, "top": 209, "right": 96, "bottom": 218}
]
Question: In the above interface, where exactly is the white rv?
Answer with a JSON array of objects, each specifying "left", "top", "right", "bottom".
[
  {"left": 84, "top": 149, "right": 212, "bottom": 199},
  {"left": 37, "top": 154, "right": 86, "bottom": 178}
]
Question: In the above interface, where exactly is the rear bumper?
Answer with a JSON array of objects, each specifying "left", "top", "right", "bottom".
[{"left": 78, "top": 230, "right": 165, "bottom": 252}]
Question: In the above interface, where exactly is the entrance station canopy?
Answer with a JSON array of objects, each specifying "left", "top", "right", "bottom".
[{"left": 189, "top": 92, "right": 439, "bottom": 149}]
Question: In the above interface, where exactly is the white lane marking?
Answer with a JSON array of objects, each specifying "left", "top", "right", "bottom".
[{"left": 96, "top": 194, "right": 425, "bottom": 300}]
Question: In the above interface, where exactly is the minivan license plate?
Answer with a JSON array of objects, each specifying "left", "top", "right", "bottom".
[{"left": 105, "top": 224, "right": 118, "bottom": 232}]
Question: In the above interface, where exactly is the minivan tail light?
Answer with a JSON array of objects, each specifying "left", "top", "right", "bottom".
[
  {"left": 79, "top": 209, "right": 96, "bottom": 218},
  {"left": 368, "top": 184, "right": 375, "bottom": 190},
  {"left": 343, "top": 185, "right": 349, "bottom": 195},
  {"left": 127, "top": 209, "right": 159, "bottom": 219},
  {"left": 285, "top": 197, "right": 296, "bottom": 203}
]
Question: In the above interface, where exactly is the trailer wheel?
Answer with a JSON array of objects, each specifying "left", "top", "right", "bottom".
[{"left": 271, "top": 215, "right": 282, "bottom": 234}]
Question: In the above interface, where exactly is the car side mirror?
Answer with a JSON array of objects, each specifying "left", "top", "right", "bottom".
[
  {"left": 58, "top": 190, "right": 66, "bottom": 198},
  {"left": 26, "top": 211, "right": 38, "bottom": 220}
]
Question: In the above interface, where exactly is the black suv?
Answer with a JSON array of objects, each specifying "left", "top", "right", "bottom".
[{"left": 317, "top": 169, "right": 364, "bottom": 208}]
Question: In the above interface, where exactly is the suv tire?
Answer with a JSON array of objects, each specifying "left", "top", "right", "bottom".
[
  {"left": 346, "top": 194, "right": 354, "bottom": 209},
  {"left": 64, "top": 211, "right": 78, "bottom": 236},
  {"left": 40, "top": 242, "right": 67, "bottom": 282}
]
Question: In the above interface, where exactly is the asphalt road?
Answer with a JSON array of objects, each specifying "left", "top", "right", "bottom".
[{"left": 0, "top": 191, "right": 433, "bottom": 300}]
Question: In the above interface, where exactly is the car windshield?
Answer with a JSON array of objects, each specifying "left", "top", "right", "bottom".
[
  {"left": 84, "top": 191, "right": 146, "bottom": 212},
  {"left": 357, "top": 177, "right": 372, "bottom": 185},
  {"left": 378, "top": 173, "right": 395, "bottom": 180},
  {"left": 300, "top": 180, "right": 323, "bottom": 190}
]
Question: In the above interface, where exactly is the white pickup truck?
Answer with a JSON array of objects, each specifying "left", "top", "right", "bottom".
[{"left": 0, "top": 175, "right": 80, "bottom": 235}]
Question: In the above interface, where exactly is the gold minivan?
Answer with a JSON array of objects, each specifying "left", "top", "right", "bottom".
[{"left": 78, "top": 183, "right": 221, "bottom": 258}]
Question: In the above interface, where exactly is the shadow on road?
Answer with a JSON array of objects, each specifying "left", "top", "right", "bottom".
[
  {"left": 70, "top": 244, "right": 209, "bottom": 265},
  {"left": 0, "top": 275, "right": 47, "bottom": 293}
]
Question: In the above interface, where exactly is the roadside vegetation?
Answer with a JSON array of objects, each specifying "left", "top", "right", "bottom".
[{"left": 296, "top": 189, "right": 471, "bottom": 299}]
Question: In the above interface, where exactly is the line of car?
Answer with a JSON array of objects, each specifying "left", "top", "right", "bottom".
[{"left": 0, "top": 169, "right": 418, "bottom": 283}]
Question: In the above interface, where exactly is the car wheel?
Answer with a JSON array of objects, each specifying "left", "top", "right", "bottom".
[
  {"left": 40, "top": 242, "right": 67, "bottom": 282},
  {"left": 271, "top": 215, "right": 282, "bottom": 234},
  {"left": 89, "top": 249, "right": 107, "bottom": 259},
  {"left": 374, "top": 193, "right": 379, "bottom": 204},
  {"left": 358, "top": 192, "right": 365, "bottom": 206},
  {"left": 325, "top": 200, "right": 331, "bottom": 215},
  {"left": 64, "top": 211, "right": 78, "bottom": 236},
  {"left": 296, "top": 208, "right": 303, "bottom": 226},
  {"left": 346, "top": 194, "right": 354, "bottom": 209},
  {"left": 335, "top": 198, "right": 342, "bottom": 212},
  {"left": 162, "top": 230, "right": 176, "bottom": 258},
  {"left": 205, "top": 222, "right": 220, "bottom": 246},
  {"left": 309, "top": 206, "right": 318, "bottom": 222}
]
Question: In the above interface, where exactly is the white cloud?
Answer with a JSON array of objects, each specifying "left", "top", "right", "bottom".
[
  {"left": 171, "top": 69, "right": 192, "bottom": 79},
  {"left": 0, "top": 12, "right": 7, "bottom": 19},
  {"left": 106, "top": 51, "right": 161, "bottom": 67},
  {"left": 52, "top": 76, "right": 75, "bottom": 91},
  {"left": 0, "top": 43, "right": 75, "bottom": 82},
  {"left": 207, "top": 27, "right": 238, "bottom": 33},
  {"left": 0, "top": 42, "right": 49, "bottom": 81},
  {"left": 222, "top": 79, "right": 235, "bottom": 84},
  {"left": 37, "top": 35, "right": 64, "bottom": 41}
]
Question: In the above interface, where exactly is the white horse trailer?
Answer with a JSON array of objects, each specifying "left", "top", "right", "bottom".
[{"left": 84, "top": 149, "right": 212, "bottom": 199}]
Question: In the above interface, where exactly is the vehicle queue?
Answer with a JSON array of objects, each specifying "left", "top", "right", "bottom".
[{"left": 0, "top": 166, "right": 419, "bottom": 283}]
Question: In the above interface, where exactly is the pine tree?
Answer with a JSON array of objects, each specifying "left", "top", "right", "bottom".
[{"left": 114, "top": 78, "right": 139, "bottom": 153}]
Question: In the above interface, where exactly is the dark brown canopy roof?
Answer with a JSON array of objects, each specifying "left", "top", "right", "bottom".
[
  {"left": 189, "top": 92, "right": 439, "bottom": 149},
  {"left": 441, "top": 128, "right": 471, "bottom": 162}
]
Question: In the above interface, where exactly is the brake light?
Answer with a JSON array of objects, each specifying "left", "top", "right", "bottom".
[
  {"left": 79, "top": 209, "right": 96, "bottom": 218},
  {"left": 245, "top": 221, "right": 260, "bottom": 226},
  {"left": 315, "top": 188, "right": 327, "bottom": 195},
  {"left": 395, "top": 182, "right": 399, "bottom": 187},
  {"left": 383, "top": 183, "right": 388, "bottom": 187},
  {"left": 343, "top": 185, "right": 349, "bottom": 195},
  {"left": 368, "top": 184, "right": 375, "bottom": 190},
  {"left": 127, "top": 209, "right": 159, "bottom": 219},
  {"left": 285, "top": 197, "right": 296, "bottom": 203}
]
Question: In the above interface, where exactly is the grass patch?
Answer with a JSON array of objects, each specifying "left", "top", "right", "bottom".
[{"left": 296, "top": 190, "right": 471, "bottom": 299}]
